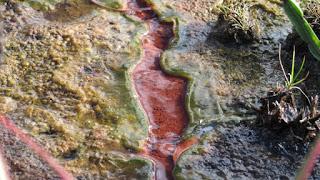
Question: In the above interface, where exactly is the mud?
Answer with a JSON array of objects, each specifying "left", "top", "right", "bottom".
[{"left": 174, "top": 122, "right": 320, "bottom": 179}]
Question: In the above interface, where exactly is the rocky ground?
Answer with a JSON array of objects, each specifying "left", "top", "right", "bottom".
[
  {"left": 0, "top": 0, "right": 320, "bottom": 179},
  {"left": 0, "top": 0, "right": 152, "bottom": 178},
  {"left": 175, "top": 122, "right": 320, "bottom": 179}
]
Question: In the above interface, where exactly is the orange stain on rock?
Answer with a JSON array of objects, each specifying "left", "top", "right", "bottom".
[{"left": 128, "top": 0, "right": 196, "bottom": 179}]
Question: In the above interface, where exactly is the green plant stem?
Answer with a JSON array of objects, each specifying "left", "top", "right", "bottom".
[{"left": 289, "top": 46, "right": 296, "bottom": 86}]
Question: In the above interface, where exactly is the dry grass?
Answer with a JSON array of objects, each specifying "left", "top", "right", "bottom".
[
  {"left": 302, "top": 0, "right": 320, "bottom": 33},
  {"left": 217, "top": 0, "right": 260, "bottom": 42}
]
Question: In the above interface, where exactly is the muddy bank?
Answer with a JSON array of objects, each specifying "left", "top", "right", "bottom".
[{"left": 174, "top": 121, "right": 320, "bottom": 179}]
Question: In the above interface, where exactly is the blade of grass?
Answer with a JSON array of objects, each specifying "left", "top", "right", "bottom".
[
  {"left": 279, "top": 44, "right": 290, "bottom": 83},
  {"left": 293, "top": 56, "right": 306, "bottom": 83},
  {"left": 291, "top": 86, "right": 311, "bottom": 105},
  {"left": 284, "top": 0, "right": 320, "bottom": 61},
  {"left": 291, "top": 72, "right": 309, "bottom": 86},
  {"left": 290, "top": 46, "right": 296, "bottom": 85}
]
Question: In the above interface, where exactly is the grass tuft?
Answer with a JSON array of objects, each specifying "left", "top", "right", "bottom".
[{"left": 216, "top": 0, "right": 260, "bottom": 43}]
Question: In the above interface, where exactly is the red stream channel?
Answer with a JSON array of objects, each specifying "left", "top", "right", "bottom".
[{"left": 128, "top": 0, "right": 197, "bottom": 179}]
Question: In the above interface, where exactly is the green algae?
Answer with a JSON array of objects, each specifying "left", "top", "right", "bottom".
[
  {"left": 0, "top": 1, "right": 152, "bottom": 178},
  {"left": 17, "top": 0, "right": 125, "bottom": 11},
  {"left": 65, "top": 151, "right": 153, "bottom": 179},
  {"left": 105, "top": 155, "right": 153, "bottom": 179},
  {"left": 161, "top": 46, "right": 263, "bottom": 137},
  {"left": 141, "top": 0, "right": 180, "bottom": 22},
  {"left": 93, "top": 0, "right": 125, "bottom": 9},
  {"left": 23, "top": 0, "right": 63, "bottom": 11},
  {"left": 155, "top": 0, "right": 286, "bottom": 136}
]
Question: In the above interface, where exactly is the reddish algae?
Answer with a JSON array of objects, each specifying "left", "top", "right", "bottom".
[{"left": 128, "top": 0, "right": 196, "bottom": 179}]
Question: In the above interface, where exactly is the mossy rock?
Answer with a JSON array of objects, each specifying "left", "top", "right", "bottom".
[
  {"left": 19, "top": 0, "right": 126, "bottom": 11},
  {"left": 0, "top": 2, "right": 149, "bottom": 177},
  {"left": 93, "top": 0, "right": 126, "bottom": 9}
]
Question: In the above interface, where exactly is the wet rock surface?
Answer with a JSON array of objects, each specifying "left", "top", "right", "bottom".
[
  {"left": 174, "top": 122, "right": 320, "bottom": 179},
  {"left": 160, "top": 0, "right": 289, "bottom": 134},
  {"left": 157, "top": 0, "right": 320, "bottom": 179}
]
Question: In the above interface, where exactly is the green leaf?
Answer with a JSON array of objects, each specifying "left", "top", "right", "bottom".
[{"left": 284, "top": 0, "right": 320, "bottom": 61}]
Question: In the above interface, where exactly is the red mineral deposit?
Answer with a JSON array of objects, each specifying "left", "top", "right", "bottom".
[{"left": 129, "top": 0, "right": 197, "bottom": 179}]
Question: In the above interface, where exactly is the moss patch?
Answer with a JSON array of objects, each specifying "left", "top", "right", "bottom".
[
  {"left": 1, "top": 2, "right": 151, "bottom": 178},
  {"left": 18, "top": 0, "right": 125, "bottom": 11}
]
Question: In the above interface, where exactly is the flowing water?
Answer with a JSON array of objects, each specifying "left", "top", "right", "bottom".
[{"left": 129, "top": 0, "right": 193, "bottom": 179}]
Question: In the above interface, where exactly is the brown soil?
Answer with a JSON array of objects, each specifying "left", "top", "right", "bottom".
[{"left": 129, "top": 0, "right": 193, "bottom": 179}]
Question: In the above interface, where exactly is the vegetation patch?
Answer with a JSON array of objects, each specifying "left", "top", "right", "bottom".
[
  {"left": 16, "top": 0, "right": 125, "bottom": 11},
  {"left": 214, "top": 0, "right": 282, "bottom": 43},
  {"left": 256, "top": 48, "right": 319, "bottom": 140},
  {"left": 216, "top": 0, "right": 260, "bottom": 43}
]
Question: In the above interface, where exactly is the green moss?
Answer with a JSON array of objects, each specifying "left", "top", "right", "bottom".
[
  {"left": 20, "top": 0, "right": 64, "bottom": 11},
  {"left": 17, "top": 0, "right": 125, "bottom": 11},
  {"left": 96, "top": 0, "right": 125, "bottom": 9},
  {"left": 1, "top": 4, "right": 149, "bottom": 177}
]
